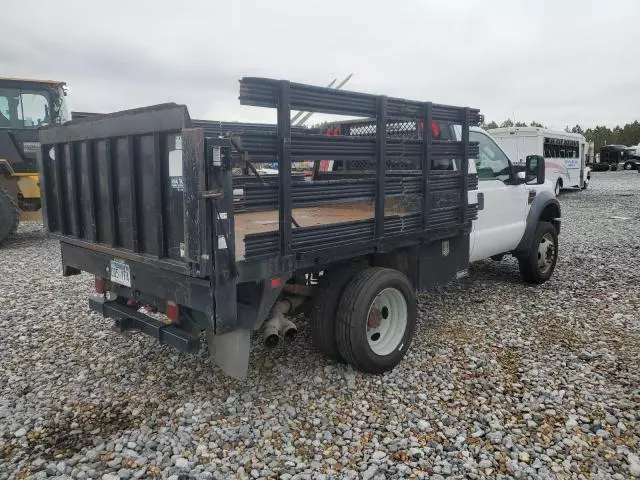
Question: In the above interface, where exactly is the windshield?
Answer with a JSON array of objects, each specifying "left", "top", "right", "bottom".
[
  {"left": 0, "top": 85, "right": 70, "bottom": 128},
  {"left": 0, "top": 87, "right": 52, "bottom": 129}
]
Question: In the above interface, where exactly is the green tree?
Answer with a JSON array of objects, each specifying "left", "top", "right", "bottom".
[
  {"left": 571, "top": 125, "right": 584, "bottom": 135},
  {"left": 485, "top": 120, "right": 499, "bottom": 130},
  {"left": 530, "top": 121, "right": 545, "bottom": 128},
  {"left": 613, "top": 126, "right": 623, "bottom": 144},
  {"left": 500, "top": 119, "right": 514, "bottom": 128},
  {"left": 514, "top": 121, "right": 528, "bottom": 127},
  {"left": 620, "top": 121, "right": 640, "bottom": 146}
]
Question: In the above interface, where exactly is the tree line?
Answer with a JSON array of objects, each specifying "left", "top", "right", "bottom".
[{"left": 481, "top": 119, "right": 640, "bottom": 151}]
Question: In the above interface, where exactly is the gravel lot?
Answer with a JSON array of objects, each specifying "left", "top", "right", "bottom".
[{"left": 1, "top": 171, "right": 639, "bottom": 480}]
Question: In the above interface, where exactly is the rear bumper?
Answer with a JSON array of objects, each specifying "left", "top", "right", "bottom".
[{"left": 89, "top": 296, "right": 200, "bottom": 354}]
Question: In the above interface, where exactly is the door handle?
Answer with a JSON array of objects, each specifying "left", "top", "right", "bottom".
[{"left": 477, "top": 192, "right": 484, "bottom": 211}]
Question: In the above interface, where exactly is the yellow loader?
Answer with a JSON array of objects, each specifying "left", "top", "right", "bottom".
[{"left": 0, "top": 77, "right": 70, "bottom": 244}]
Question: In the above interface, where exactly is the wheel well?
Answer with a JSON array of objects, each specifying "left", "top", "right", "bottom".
[{"left": 540, "top": 203, "right": 561, "bottom": 233}]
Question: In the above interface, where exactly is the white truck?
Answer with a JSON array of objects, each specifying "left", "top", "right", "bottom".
[
  {"left": 40, "top": 81, "right": 560, "bottom": 379},
  {"left": 488, "top": 126, "right": 590, "bottom": 195}
]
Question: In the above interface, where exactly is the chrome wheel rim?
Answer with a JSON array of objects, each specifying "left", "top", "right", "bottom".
[{"left": 537, "top": 233, "right": 556, "bottom": 274}]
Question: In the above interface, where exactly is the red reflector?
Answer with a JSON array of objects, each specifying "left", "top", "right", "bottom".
[
  {"left": 95, "top": 276, "right": 105, "bottom": 294},
  {"left": 418, "top": 120, "right": 441, "bottom": 139},
  {"left": 431, "top": 121, "right": 440, "bottom": 138},
  {"left": 166, "top": 301, "right": 179, "bottom": 322},
  {"left": 270, "top": 277, "right": 282, "bottom": 288},
  {"left": 126, "top": 299, "right": 137, "bottom": 307}
]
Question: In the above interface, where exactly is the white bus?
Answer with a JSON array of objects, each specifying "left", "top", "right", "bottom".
[{"left": 488, "top": 127, "right": 590, "bottom": 195}]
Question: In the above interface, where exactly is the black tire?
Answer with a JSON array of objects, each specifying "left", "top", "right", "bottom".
[
  {"left": 581, "top": 177, "right": 589, "bottom": 190},
  {"left": 609, "top": 164, "right": 618, "bottom": 171},
  {"left": 336, "top": 267, "right": 416, "bottom": 374},
  {"left": 518, "top": 221, "right": 558, "bottom": 284},
  {"left": 490, "top": 254, "right": 505, "bottom": 261},
  {"left": 310, "top": 268, "right": 359, "bottom": 362},
  {"left": 0, "top": 186, "right": 19, "bottom": 245},
  {"left": 554, "top": 180, "right": 562, "bottom": 196},
  {"left": 624, "top": 162, "right": 634, "bottom": 171}
]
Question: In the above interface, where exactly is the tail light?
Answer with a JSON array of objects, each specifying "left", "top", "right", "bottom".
[
  {"left": 166, "top": 301, "right": 180, "bottom": 322},
  {"left": 418, "top": 120, "right": 441, "bottom": 139},
  {"left": 95, "top": 276, "right": 105, "bottom": 294},
  {"left": 431, "top": 121, "right": 441, "bottom": 138}
]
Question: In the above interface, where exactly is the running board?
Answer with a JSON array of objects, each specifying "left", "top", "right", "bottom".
[{"left": 89, "top": 297, "right": 200, "bottom": 354}]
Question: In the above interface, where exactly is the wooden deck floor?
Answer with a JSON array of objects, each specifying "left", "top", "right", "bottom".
[{"left": 234, "top": 198, "right": 417, "bottom": 259}]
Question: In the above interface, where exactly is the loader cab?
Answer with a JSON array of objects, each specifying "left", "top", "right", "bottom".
[
  {"left": 0, "top": 78, "right": 70, "bottom": 130},
  {"left": 0, "top": 78, "right": 70, "bottom": 172}
]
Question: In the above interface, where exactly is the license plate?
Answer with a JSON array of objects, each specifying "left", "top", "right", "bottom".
[{"left": 110, "top": 260, "right": 131, "bottom": 287}]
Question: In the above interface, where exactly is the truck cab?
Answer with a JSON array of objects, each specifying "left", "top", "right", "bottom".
[{"left": 466, "top": 127, "right": 560, "bottom": 282}]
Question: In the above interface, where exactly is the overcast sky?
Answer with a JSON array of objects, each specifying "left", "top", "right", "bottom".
[{"left": 3, "top": 0, "right": 639, "bottom": 129}]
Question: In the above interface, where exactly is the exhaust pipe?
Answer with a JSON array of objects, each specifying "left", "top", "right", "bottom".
[
  {"left": 262, "top": 296, "right": 304, "bottom": 348},
  {"left": 263, "top": 316, "right": 282, "bottom": 348},
  {"left": 279, "top": 317, "right": 297, "bottom": 342}
]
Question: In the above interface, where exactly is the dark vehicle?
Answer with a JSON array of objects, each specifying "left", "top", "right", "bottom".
[
  {"left": 39, "top": 77, "right": 481, "bottom": 378},
  {"left": 622, "top": 147, "right": 640, "bottom": 171},
  {"left": 0, "top": 77, "right": 70, "bottom": 244},
  {"left": 598, "top": 145, "right": 629, "bottom": 171}
]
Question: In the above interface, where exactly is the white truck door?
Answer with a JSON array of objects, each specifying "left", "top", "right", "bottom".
[{"left": 470, "top": 130, "right": 528, "bottom": 262}]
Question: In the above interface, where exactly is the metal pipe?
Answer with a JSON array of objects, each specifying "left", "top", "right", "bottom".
[
  {"left": 261, "top": 297, "right": 305, "bottom": 348},
  {"left": 279, "top": 317, "right": 297, "bottom": 342},
  {"left": 291, "top": 78, "right": 337, "bottom": 124},
  {"left": 263, "top": 316, "right": 281, "bottom": 348}
]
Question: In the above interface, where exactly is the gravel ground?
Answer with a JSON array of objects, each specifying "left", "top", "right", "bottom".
[{"left": 1, "top": 171, "right": 639, "bottom": 480}]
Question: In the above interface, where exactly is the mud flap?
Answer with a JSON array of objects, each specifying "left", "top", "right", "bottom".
[{"left": 207, "top": 328, "right": 250, "bottom": 380}]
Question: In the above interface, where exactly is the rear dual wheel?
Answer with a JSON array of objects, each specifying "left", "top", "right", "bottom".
[
  {"left": 310, "top": 268, "right": 359, "bottom": 362},
  {"left": 312, "top": 267, "right": 416, "bottom": 374}
]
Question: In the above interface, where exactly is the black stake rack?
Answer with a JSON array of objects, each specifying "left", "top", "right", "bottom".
[{"left": 231, "top": 77, "right": 480, "bottom": 273}]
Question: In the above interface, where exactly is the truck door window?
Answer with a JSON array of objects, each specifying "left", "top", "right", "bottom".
[{"left": 470, "top": 131, "right": 511, "bottom": 181}]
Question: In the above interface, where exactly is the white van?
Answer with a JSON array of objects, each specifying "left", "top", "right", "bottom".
[{"left": 488, "top": 127, "right": 591, "bottom": 195}]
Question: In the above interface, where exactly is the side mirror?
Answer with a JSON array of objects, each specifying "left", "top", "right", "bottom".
[{"left": 525, "top": 155, "right": 545, "bottom": 184}]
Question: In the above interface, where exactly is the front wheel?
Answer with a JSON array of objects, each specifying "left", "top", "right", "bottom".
[
  {"left": 554, "top": 180, "right": 562, "bottom": 196},
  {"left": 624, "top": 162, "right": 634, "bottom": 171},
  {"left": 336, "top": 268, "right": 416, "bottom": 374},
  {"left": 518, "top": 221, "right": 558, "bottom": 284}
]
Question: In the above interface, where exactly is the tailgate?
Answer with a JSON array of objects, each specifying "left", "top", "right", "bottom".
[{"left": 38, "top": 104, "right": 209, "bottom": 278}]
